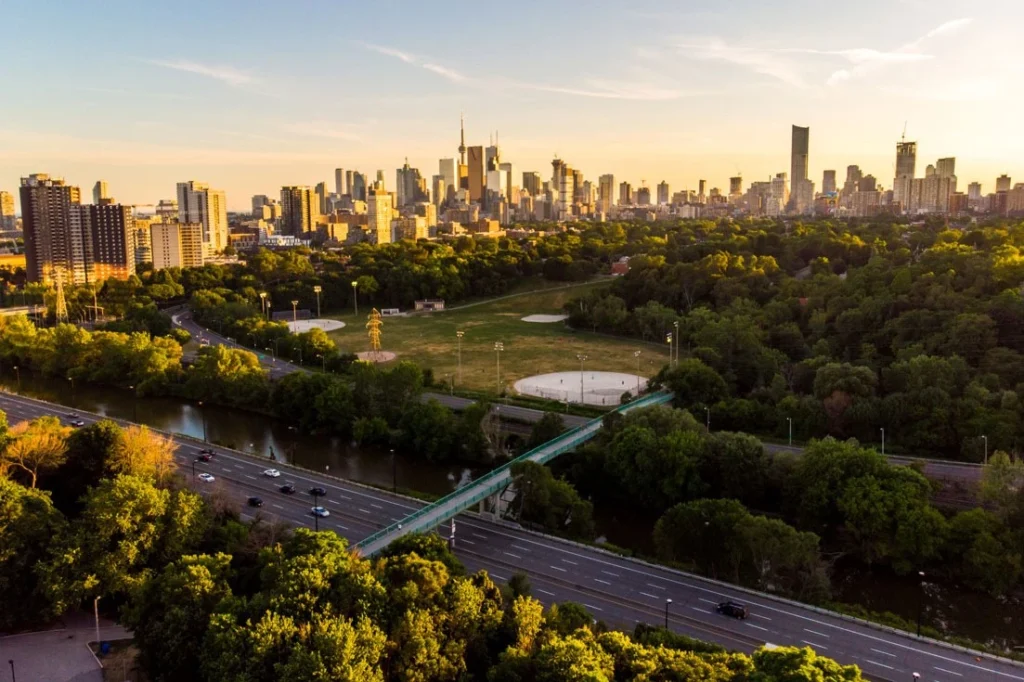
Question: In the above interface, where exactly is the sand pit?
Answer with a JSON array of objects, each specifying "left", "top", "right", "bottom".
[
  {"left": 520, "top": 314, "right": 568, "bottom": 323},
  {"left": 356, "top": 351, "right": 396, "bottom": 363},
  {"left": 287, "top": 319, "right": 346, "bottom": 333},
  {"left": 514, "top": 371, "right": 648, "bottom": 406}
]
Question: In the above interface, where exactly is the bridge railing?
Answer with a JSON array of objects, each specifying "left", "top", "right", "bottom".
[{"left": 355, "top": 390, "right": 672, "bottom": 555}]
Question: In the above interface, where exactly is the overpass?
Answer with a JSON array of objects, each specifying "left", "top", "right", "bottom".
[{"left": 355, "top": 390, "right": 674, "bottom": 556}]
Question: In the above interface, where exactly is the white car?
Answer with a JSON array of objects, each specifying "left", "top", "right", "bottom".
[
  {"left": 310, "top": 506, "right": 330, "bottom": 518},
  {"left": 263, "top": 468, "right": 281, "bottom": 478},
  {"left": 197, "top": 473, "right": 215, "bottom": 483}
]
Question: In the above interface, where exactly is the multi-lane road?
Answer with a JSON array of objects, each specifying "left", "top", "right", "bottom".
[{"left": 1, "top": 390, "right": 1019, "bottom": 682}]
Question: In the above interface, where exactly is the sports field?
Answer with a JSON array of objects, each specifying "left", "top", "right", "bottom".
[{"left": 324, "top": 279, "right": 670, "bottom": 395}]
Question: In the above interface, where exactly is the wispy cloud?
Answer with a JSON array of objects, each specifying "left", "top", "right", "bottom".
[
  {"left": 361, "top": 43, "right": 466, "bottom": 83},
  {"left": 147, "top": 59, "right": 259, "bottom": 87},
  {"left": 524, "top": 79, "right": 685, "bottom": 101},
  {"left": 675, "top": 17, "right": 972, "bottom": 88},
  {"left": 281, "top": 121, "right": 365, "bottom": 141}
]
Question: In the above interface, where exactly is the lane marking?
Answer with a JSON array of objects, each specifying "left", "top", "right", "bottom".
[
  {"left": 584, "top": 603, "right": 603, "bottom": 612},
  {"left": 690, "top": 607, "right": 706, "bottom": 613},
  {"left": 594, "top": 578, "right": 611, "bottom": 585},
  {"left": 801, "top": 639, "right": 827, "bottom": 650},
  {"left": 550, "top": 565, "right": 567, "bottom": 572},
  {"left": 461, "top": 539, "right": 475, "bottom": 545},
  {"left": 271, "top": 504, "right": 283, "bottom": 510},
  {"left": 647, "top": 583, "right": 666, "bottom": 590},
  {"left": 472, "top": 533, "right": 488, "bottom": 540},
  {"left": 244, "top": 475, "right": 256, "bottom": 480},
  {"left": 538, "top": 589, "right": 555, "bottom": 596},
  {"left": 752, "top": 614, "right": 772, "bottom": 621},
  {"left": 335, "top": 524, "right": 348, "bottom": 530},
  {"left": 511, "top": 544, "right": 530, "bottom": 552},
  {"left": 640, "top": 592, "right": 658, "bottom": 599},
  {"left": 602, "top": 570, "right": 619, "bottom": 578},
  {"left": 935, "top": 667, "right": 963, "bottom": 677},
  {"left": 491, "top": 574, "right": 507, "bottom": 582},
  {"left": 504, "top": 552, "right": 522, "bottom": 560},
  {"left": 747, "top": 623, "right": 769, "bottom": 632},
  {"left": 871, "top": 648, "right": 897, "bottom": 658},
  {"left": 698, "top": 598, "right": 717, "bottom": 605},
  {"left": 358, "top": 508, "right": 370, "bottom": 514},
  {"left": 804, "top": 628, "right": 831, "bottom": 639},
  {"left": 562, "top": 559, "right": 578, "bottom": 565},
  {"left": 863, "top": 660, "right": 894, "bottom": 670},
  {"left": 370, "top": 503, "right": 383, "bottom": 509}
]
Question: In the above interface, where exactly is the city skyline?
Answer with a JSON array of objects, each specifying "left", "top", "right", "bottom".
[{"left": 2, "top": 0, "right": 1023, "bottom": 210}]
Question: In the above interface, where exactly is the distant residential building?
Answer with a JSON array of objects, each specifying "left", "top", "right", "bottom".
[
  {"left": 280, "top": 186, "right": 317, "bottom": 236},
  {"left": 368, "top": 180, "right": 393, "bottom": 244},
  {"left": 467, "top": 146, "right": 485, "bottom": 202},
  {"left": 133, "top": 216, "right": 153, "bottom": 264},
  {"left": 396, "top": 160, "right": 427, "bottom": 208},
  {"left": 523, "top": 172, "right": 542, "bottom": 197},
  {"left": 414, "top": 202, "right": 438, "bottom": 228},
  {"left": 76, "top": 204, "right": 135, "bottom": 282},
  {"left": 949, "top": 192, "right": 969, "bottom": 215},
  {"left": 251, "top": 195, "right": 271, "bottom": 216},
  {"left": 729, "top": 176, "right": 743, "bottom": 197},
  {"left": 156, "top": 199, "right": 178, "bottom": 221},
  {"left": 314, "top": 181, "right": 330, "bottom": 215},
  {"left": 968, "top": 182, "right": 983, "bottom": 200},
  {"left": 789, "top": 125, "right": 811, "bottom": 212},
  {"left": 598, "top": 174, "right": 616, "bottom": 212},
  {"left": 997, "top": 174, "right": 1012, "bottom": 193},
  {"left": 334, "top": 168, "right": 345, "bottom": 196},
  {"left": 177, "top": 181, "right": 228, "bottom": 255},
  {"left": 656, "top": 181, "right": 670, "bottom": 205},
  {"left": 1007, "top": 184, "right": 1024, "bottom": 215},
  {"left": 893, "top": 140, "right": 917, "bottom": 210},
  {"left": 92, "top": 180, "right": 110, "bottom": 205},
  {"left": 618, "top": 181, "right": 632, "bottom": 205},
  {"left": 351, "top": 173, "right": 367, "bottom": 201},
  {"left": 636, "top": 186, "right": 652, "bottom": 206},
  {"left": 151, "top": 221, "right": 204, "bottom": 270},
  {"left": 822, "top": 170, "right": 837, "bottom": 194},
  {"left": 20, "top": 174, "right": 84, "bottom": 283},
  {"left": 859, "top": 175, "right": 877, "bottom": 192},
  {"left": 0, "top": 191, "right": 15, "bottom": 231},
  {"left": 392, "top": 215, "right": 428, "bottom": 241}
]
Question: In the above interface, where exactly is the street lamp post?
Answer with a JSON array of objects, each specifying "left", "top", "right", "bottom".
[
  {"left": 633, "top": 350, "right": 642, "bottom": 396},
  {"left": 880, "top": 427, "right": 885, "bottom": 456},
  {"left": 704, "top": 406, "right": 710, "bottom": 433},
  {"left": 787, "top": 417, "right": 793, "bottom": 446},
  {"left": 916, "top": 571, "right": 926, "bottom": 636},
  {"left": 317, "top": 354, "right": 325, "bottom": 372},
  {"left": 68, "top": 376, "right": 75, "bottom": 401},
  {"left": 665, "top": 332, "right": 672, "bottom": 366},
  {"left": 129, "top": 385, "right": 137, "bottom": 422},
  {"left": 391, "top": 448, "right": 397, "bottom": 493},
  {"left": 13, "top": 365, "right": 19, "bottom": 388},
  {"left": 673, "top": 320, "right": 679, "bottom": 366},
  {"left": 351, "top": 281, "right": 359, "bottom": 316},
  {"left": 494, "top": 341, "right": 504, "bottom": 393},
  {"left": 296, "top": 347, "right": 303, "bottom": 365},
  {"left": 312, "top": 491, "right": 320, "bottom": 532},
  {"left": 577, "top": 353, "right": 588, "bottom": 404},
  {"left": 982, "top": 434, "right": 988, "bottom": 464},
  {"left": 94, "top": 596, "right": 102, "bottom": 649},
  {"left": 8, "top": 659, "right": 15, "bottom": 682},
  {"left": 198, "top": 401, "right": 208, "bottom": 442},
  {"left": 259, "top": 291, "right": 267, "bottom": 319},
  {"left": 313, "top": 285, "right": 322, "bottom": 319},
  {"left": 456, "top": 331, "right": 464, "bottom": 385},
  {"left": 266, "top": 346, "right": 275, "bottom": 360},
  {"left": 291, "top": 299, "right": 299, "bottom": 323},
  {"left": 664, "top": 598, "right": 672, "bottom": 629}
]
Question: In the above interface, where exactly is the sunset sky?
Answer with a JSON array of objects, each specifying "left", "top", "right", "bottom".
[{"left": 2, "top": 0, "right": 1021, "bottom": 210}]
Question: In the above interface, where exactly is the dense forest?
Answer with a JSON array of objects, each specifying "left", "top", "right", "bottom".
[
  {"left": 0, "top": 414, "right": 864, "bottom": 681},
  {"left": 564, "top": 218, "right": 1024, "bottom": 458}
]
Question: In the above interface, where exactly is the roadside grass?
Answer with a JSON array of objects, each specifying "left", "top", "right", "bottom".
[{"left": 325, "top": 280, "right": 670, "bottom": 395}]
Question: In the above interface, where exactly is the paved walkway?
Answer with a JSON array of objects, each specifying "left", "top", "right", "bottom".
[{"left": 0, "top": 613, "right": 129, "bottom": 682}]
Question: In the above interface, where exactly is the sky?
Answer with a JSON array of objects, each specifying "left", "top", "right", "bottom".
[{"left": 2, "top": 0, "right": 1022, "bottom": 211}]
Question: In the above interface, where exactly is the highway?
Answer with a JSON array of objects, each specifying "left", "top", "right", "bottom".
[{"left": 1, "top": 390, "right": 1020, "bottom": 682}]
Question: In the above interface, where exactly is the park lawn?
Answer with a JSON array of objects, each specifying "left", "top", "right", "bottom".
[{"left": 325, "top": 280, "right": 670, "bottom": 395}]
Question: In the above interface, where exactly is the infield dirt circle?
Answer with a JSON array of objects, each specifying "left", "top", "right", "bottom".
[
  {"left": 356, "top": 350, "right": 397, "bottom": 363},
  {"left": 514, "top": 371, "right": 648, "bottom": 406}
]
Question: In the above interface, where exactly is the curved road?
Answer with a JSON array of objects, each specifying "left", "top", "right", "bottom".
[{"left": 1, "top": 391, "right": 1019, "bottom": 682}]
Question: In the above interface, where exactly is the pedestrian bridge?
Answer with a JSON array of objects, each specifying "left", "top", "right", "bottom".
[{"left": 355, "top": 390, "right": 674, "bottom": 556}]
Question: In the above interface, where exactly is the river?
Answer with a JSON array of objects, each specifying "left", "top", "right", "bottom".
[{"left": 0, "top": 371, "right": 476, "bottom": 497}]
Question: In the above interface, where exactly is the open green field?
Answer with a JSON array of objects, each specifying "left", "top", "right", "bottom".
[{"left": 325, "top": 280, "right": 670, "bottom": 395}]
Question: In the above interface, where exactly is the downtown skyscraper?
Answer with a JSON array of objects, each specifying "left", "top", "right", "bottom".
[{"left": 789, "top": 125, "right": 813, "bottom": 213}]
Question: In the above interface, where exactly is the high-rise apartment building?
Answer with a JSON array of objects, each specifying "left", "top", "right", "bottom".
[
  {"left": 351, "top": 173, "right": 367, "bottom": 201},
  {"left": 0, "top": 191, "right": 15, "bottom": 231},
  {"left": 251, "top": 195, "right": 270, "bottom": 216},
  {"left": 280, "top": 186, "right": 317, "bottom": 236},
  {"left": 698, "top": 179, "right": 707, "bottom": 203},
  {"left": 133, "top": 216, "right": 152, "bottom": 265},
  {"left": 467, "top": 146, "right": 485, "bottom": 202},
  {"left": 499, "top": 162, "right": 516, "bottom": 203},
  {"left": 789, "top": 125, "right": 810, "bottom": 211},
  {"left": 345, "top": 171, "right": 354, "bottom": 196},
  {"left": 656, "top": 181, "right": 670, "bottom": 205},
  {"left": 177, "top": 181, "right": 228, "bottom": 255},
  {"left": 822, "top": 170, "right": 837, "bottom": 194},
  {"left": 151, "top": 221, "right": 204, "bottom": 270},
  {"left": 76, "top": 204, "right": 135, "bottom": 282},
  {"left": 893, "top": 141, "right": 917, "bottom": 209},
  {"left": 334, "top": 168, "right": 344, "bottom": 196},
  {"left": 485, "top": 137, "right": 501, "bottom": 173},
  {"left": 431, "top": 175, "right": 446, "bottom": 209},
  {"left": 997, "top": 174, "right": 1012, "bottom": 193},
  {"left": 552, "top": 159, "right": 574, "bottom": 209},
  {"left": 936, "top": 157, "right": 956, "bottom": 179},
  {"left": 769, "top": 173, "right": 789, "bottom": 216},
  {"left": 859, "top": 175, "right": 877, "bottom": 192},
  {"left": 637, "top": 187, "right": 652, "bottom": 206},
  {"left": 439, "top": 159, "right": 457, "bottom": 200},
  {"left": 598, "top": 174, "right": 615, "bottom": 212},
  {"left": 619, "top": 181, "right": 632, "bottom": 205},
  {"left": 968, "top": 182, "right": 982, "bottom": 201},
  {"left": 92, "top": 181, "right": 110, "bottom": 205},
  {"left": 20, "top": 174, "right": 83, "bottom": 284},
  {"left": 315, "top": 182, "right": 330, "bottom": 215},
  {"left": 523, "top": 172, "right": 542, "bottom": 197},
  {"left": 156, "top": 199, "right": 178, "bottom": 221},
  {"left": 729, "top": 177, "right": 743, "bottom": 197},
  {"left": 396, "top": 160, "right": 427, "bottom": 208},
  {"left": 368, "top": 180, "right": 393, "bottom": 244}
]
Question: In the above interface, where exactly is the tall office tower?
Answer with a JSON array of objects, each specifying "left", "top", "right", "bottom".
[
  {"left": 431, "top": 175, "right": 446, "bottom": 209},
  {"left": 20, "top": 174, "right": 83, "bottom": 284},
  {"left": 345, "top": 170, "right": 354, "bottom": 196},
  {"left": 133, "top": 216, "right": 152, "bottom": 264},
  {"left": 859, "top": 175, "right": 877, "bottom": 192},
  {"left": 439, "top": 158, "right": 457, "bottom": 198},
  {"left": 280, "top": 186, "right": 316, "bottom": 236},
  {"left": 156, "top": 199, "right": 178, "bottom": 221},
  {"left": 698, "top": 179, "right": 707, "bottom": 203},
  {"left": 0, "top": 191, "right": 15, "bottom": 230},
  {"left": 523, "top": 172, "right": 542, "bottom": 197},
  {"left": 76, "top": 204, "right": 135, "bottom": 282},
  {"left": 334, "top": 169, "right": 344, "bottom": 196},
  {"left": 151, "top": 221, "right": 204, "bottom": 270},
  {"left": 637, "top": 187, "right": 652, "bottom": 206},
  {"left": 367, "top": 180, "right": 392, "bottom": 244},
  {"left": 177, "top": 181, "right": 228, "bottom": 254},
  {"left": 768, "top": 173, "right": 789, "bottom": 215},
  {"left": 351, "top": 173, "right": 367, "bottom": 201},
  {"left": 252, "top": 195, "right": 271, "bottom": 216},
  {"left": 467, "top": 146, "right": 485, "bottom": 202},
  {"left": 789, "top": 125, "right": 810, "bottom": 211},
  {"left": 968, "top": 182, "right": 982, "bottom": 201},
  {"left": 486, "top": 168, "right": 507, "bottom": 208},
  {"left": 551, "top": 159, "right": 574, "bottom": 208},
  {"left": 997, "top": 174, "right": 1012, "bottom": 193},
  {"left": 893, "top": 140, "right": 917, "bottom": 209},
  {"left": 729, "top": 176, "right": 743, "bottom": 196},
  {"left": 92, "top": 181, "right": 110, "bottom": 205},
  {"left": 572, "top": 170, "right": 586, "bottom": 204},
  {"left": 499, "top": 162, "right": 516, "bottom": 203},
  {"left": 822, "top": 170, "right": 837, "bottom": 194},
  {"left": 656, "top": 181, "right": 670, "bottom": 205},
  {"left": 598, "top": 174, "right": 615, "bottom": 211},
  {"left": 485, "top": 134, "right": 501, "bottom": 172},
  {"left": 314, "top": 182, "right": 330, "bottom": 214},
  {"left": 936, "top": 157, "right": 956, "bottom": 179},
  {"left": 844, "top": 165, "right": 863, "bottom": 191},
  {"left": 457, "top": 114, "right": 467, "bottom": 166},
  {"left": 396, "top": 160, "right": 427, "bottom": 208},
  {"left": 619, "top": 181, "right": 633, "bottom": 205}
]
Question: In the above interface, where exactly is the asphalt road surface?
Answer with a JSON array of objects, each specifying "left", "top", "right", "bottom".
[{"left": 2, "top": 390, "right": 1019, "bottom": 682}]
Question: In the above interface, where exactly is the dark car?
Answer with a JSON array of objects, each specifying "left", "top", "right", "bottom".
[
  {"left": 279, "top": 484, "right": 296, "bottom": 494},
  {"left": 199, "top": 448, "right": 216, "bottom": 456},
  {"left": 196, "top": 454, "right": 212, "bottom": 463},
  {"left": 247, "top": 497, "right": 264, "bottom": 508},
  {"left": 308, "top": 486, "right": 327, "bottom": 497},
  {"left": 716, "top": 601, "right": 749, "bottom": 619}
]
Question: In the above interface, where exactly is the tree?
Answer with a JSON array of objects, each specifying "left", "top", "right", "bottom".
[
  {"left": 2, "top": 416, "right": 69, "bottom": 488},
  {"left": 46, "top": 420, "right": 122, "bottom": 513},
  {"left": 509, "top": 461, "right": 595, "bottom": 540},
  {"left": 979, "top": 451, "right": 1024, "bottom": 516},
  {"left": 751, "top": 645, "right": 863, "bottom": 681},
  {"left": 660, "top": 359, "right": 729, "bottom": 408},
  {"left": 527, "top": 413, "right": 565, "bottom": 451},
  {"left": 109, "top": 424, "right": 177, "bottom": 483}
]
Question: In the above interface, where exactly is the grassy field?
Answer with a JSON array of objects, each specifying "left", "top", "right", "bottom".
[{"left": 325, "top": 280, "right": 670, "bottom": 395}]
